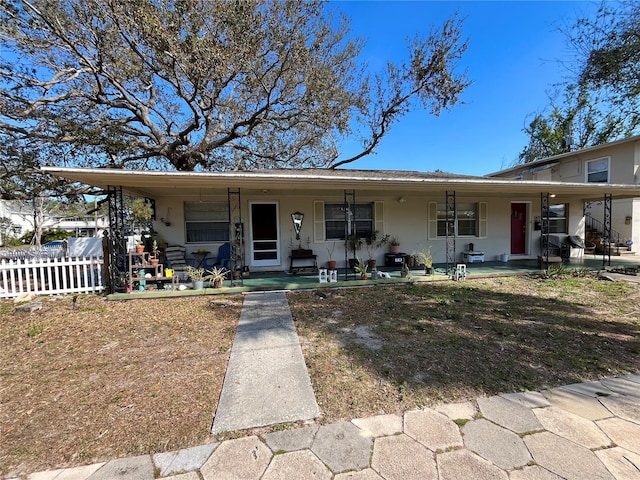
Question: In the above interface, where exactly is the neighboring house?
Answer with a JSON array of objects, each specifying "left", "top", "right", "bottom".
[
  {"left": 0, "top": 199, "right": 109, "bottom": 245},
  {"left": 488, "top": 135, "right": 640, "bottom": 253},
  {"left": 43, "top": 166, "right": 640, "bottom": 274}
]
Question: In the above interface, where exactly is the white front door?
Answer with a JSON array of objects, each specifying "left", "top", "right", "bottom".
[{"left": 249, "top": 202, "right": 280, "bottom": 267}]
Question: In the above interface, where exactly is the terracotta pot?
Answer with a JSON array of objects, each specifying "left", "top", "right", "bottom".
[
  {"left": 327, "top": 260, "right": 337, "bottom": 270},
  {"left": 150, "top": 258, "right": 159, "bottom": 266},
  {"left": 135, "top": 245, "right": 145, "bottom": 254},
  {"left": 390, "top": 245, "right": 401, "bottom": 254},
  {"left": 361, "top": 273, "right": 368, "bottom": 280},
  {"left": 367, "top": 259, "right": 376, "bottom": 269},
  {"left": 213, "top": 278, "right": 223, "bottom": 288}
]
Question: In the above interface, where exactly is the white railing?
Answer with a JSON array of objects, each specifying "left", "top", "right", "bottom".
[{"left": 0, "top": 256, "right": 105, "bottom": 299}]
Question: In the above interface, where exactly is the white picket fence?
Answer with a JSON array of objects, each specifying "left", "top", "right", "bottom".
[{"left": 0, "top": 256, "right": 105, "bottom": 299}]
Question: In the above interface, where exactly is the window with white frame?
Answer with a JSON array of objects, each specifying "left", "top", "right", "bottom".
[
  {"left": 184, "top": 202, "right": 229, "bottom": 243},
  {"left": 543, "top": 203, "right": 568, "bottom": 233},
  {"left": 586, "top": 157, "right": 609, "bottom": 183},
  {"left": 324, "top": 203, "right": 373, "bottom": 240},
  {"left": 436, "top": 202, "right": 478, "bottom": 236}
]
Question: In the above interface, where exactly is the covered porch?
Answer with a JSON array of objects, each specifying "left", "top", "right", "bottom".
[
  {"left": 105, "top": 254, "right": 640, "bottom": 300},
  {"left": 42, "top": 167, "right": 640, "bottom": 296}
]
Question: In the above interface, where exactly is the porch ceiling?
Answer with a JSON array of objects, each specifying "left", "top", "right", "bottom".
[{"left": 42, "top": 167, "right": 640, "bottom": 201}]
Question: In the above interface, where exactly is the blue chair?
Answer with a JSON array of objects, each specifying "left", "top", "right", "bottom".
[{"left": 212, "top": 242, "right": 231, "bottom": 269}]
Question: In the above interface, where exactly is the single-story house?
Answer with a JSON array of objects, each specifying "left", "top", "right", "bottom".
[
  {"left": 43, "top": 165, "right": 640, "bottom": 291},
  {"left": 488, "top": 134, "right": 640, "bottom": 253}
]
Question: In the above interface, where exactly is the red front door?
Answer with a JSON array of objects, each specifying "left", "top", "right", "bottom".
[{"left": 511, "top": 203, "right": 527, "bottom": 255}]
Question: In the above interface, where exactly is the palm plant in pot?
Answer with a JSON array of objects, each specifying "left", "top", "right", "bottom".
[
  {"left": 205, "top": 266, "right": 229, "bottom": 288},
  {"left": 354, "top": 257, "right": 369, "bottom": 280},
  {"left": 413, "top": 247, "right": 433, "bottom": 275},
  {"left": 186, "top": 265, "right": 206, "bottom": 289}
]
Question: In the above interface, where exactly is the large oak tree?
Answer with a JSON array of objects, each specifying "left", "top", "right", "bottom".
[{"left": 0, "top": 0, "right": 470, "bottom": 171}]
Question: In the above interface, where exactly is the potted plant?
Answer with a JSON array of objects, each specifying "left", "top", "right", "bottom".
[
  {"left": 389, "top": 236, "right": 401, "bottom": 254},
  {"left": 413, "top": 247, "right": 433, "bottom": 275},
  {"left": 365, "top": 231, "right": 390, "bottom": 269},
  {"left": 346, "top": 234, "right": 363, "bottom": 269},
  {"left": 205, "top": 266, "right": 229, "bottom": 288},
  {"left": 149, "top": 240, "right": 159, "bottom": 265},
  {"left": 354, "top": 257, "right": 369, "bottom": 280},
  {"left": 135, "top": 241, "right": 145, "bottom": 254},
  {"left": 326, "top": 241, "right": 337, "bottom": 270},
  {"left": 186, "top": 265, "right": 206, "bottom": 289}
]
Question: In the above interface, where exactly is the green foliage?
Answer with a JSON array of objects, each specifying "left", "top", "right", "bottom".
[
  {"left": 519, "top": 4, "right": 640, "bottom": 165},
  {"left": 0, "top": 0, "right": 469, "bottom": 171}
]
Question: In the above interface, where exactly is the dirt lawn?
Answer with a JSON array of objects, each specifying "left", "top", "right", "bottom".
[
  {"left": 2, "top": 275, "right": 640, "bottom": 477},
  {"left": 289, "top": 275, "right": 640, "bottom": 423},
  {"left": 0, "top": 295, "right": 241, "bottom": 478}
]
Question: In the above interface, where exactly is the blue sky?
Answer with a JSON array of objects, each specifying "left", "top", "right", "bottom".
[{"left": 329, "top": 1, "right": 597, "bottom": 176}]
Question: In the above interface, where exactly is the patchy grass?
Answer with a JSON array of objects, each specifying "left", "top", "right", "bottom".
[
  {"left": 289, "top": 276, "right": 640, "bottom": 423},
  {"left": 0, "top": 295, "right": 241, "bottom": 478},
  {"left": 3, "top": 274, "right": 640, "bottom": 477}
]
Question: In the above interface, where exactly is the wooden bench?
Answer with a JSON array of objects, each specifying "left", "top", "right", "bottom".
[{"left": 289, "top": 249, "right": 318, "bottom": 274}]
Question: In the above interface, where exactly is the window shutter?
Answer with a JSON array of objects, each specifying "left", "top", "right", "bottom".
[
  {"left": 479, "top": 202, "right": 488, "bottom": 238},
  {"left": 428, "top": 202, "right": 438, "bottom": 240},
  {"left": 314, "top": 201, "right": 325, "bottom": 243},
  {"left": 374, "top": 201, "right": 384, "bottom": 234}
]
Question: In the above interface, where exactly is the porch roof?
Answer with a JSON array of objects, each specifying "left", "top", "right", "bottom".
[{"left": 42, "top": 167, "right": 640, "bottom": 200}]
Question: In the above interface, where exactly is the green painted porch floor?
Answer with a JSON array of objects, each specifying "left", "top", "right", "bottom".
[{"left": 108, "top": 254, "right": 640, "bottom": 300}]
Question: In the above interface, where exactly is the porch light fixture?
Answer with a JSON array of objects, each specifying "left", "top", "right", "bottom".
[{"left": 291, "top": 211, "right": 304, "bottom": 240}]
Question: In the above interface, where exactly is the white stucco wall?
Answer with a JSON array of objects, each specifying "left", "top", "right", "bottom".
[{"left": 147, "top": 192, "right": 601, "bottom": 271}]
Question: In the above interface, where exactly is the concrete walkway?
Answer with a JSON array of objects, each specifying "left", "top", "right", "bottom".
[{"left": 211, "top": 291, "right": 319, "bottom": 434}]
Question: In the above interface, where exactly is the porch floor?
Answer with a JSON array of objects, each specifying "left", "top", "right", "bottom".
[{"left": 108, "top": 254, "right": 640, "bottom": 300}]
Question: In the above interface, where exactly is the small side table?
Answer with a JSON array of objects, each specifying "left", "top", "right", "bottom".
[
  {"left": 192, "top": 251, "right": 211, "bottom": 268},
  {"left": 462, "top": 251, "right": 485, "bottom": 263}
]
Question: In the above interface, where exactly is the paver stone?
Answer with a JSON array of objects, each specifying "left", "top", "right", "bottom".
[
  {"left": 261, "top": 450, "right": 331, "bottom": 480},
  {"left": 560, "top": 381, "right": 615, "bottom": 398},
  {"left": 371, "top": 434, "right": 437, "bottom": 480},
  {"left": 262, "top": 426, "right": 318, "bottom": 453},
  {"left": 600, "top": 377, "right": 640, "bottom": 398},
  {"left": 352, "top": 414, "right": 403, "bottom": 437},
  {"left": 436, "top": 449, "right": 508, "bottom": 480},
  {"left": 596, "top": 417, "right": 640, "bottom": 454},
  {"left": 541, "top": 387, "right": 612, "bottom": 421},
  {"left": 200, "top": 436, "right": 271, "bottom": 480},
  {"left": 599, "top": 395, "right": 640, "bottom": 424},
  {"left": 404, "top": 408, "right": 463, "bottom": 451},
  {"left": 462, "top": 418, "right": 530, "bottom": 470},
  {"left": 153, "top": 443, "right": 218, "bottom": 476},
  {"left": 476, "top": 396, "right": 542, "bottom": 434},
  {"left": 435, "top": 401, "right": 477, "bottom": 420},
  {"left": 87, "top": 455, "right": 154, "bottom": 480},
  {"left": 311, "top": 422, "right": 373, "bottom": 473},
  {"left": 533, "top": 406, "right": 611, "bottom": 449},
  {"left": 523, "top": 431, "right": 614, "bottom": 480},
  {"left": 594, "top": 446, "right": 640, "bottom": 480}
]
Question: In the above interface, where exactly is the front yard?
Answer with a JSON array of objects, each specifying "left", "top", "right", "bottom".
[
  {"left": 1, "top": 275, "right": 639, "bottom": 477},
  {"left": 289, "top": 276, "right": 640, "bottom": 422}
]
